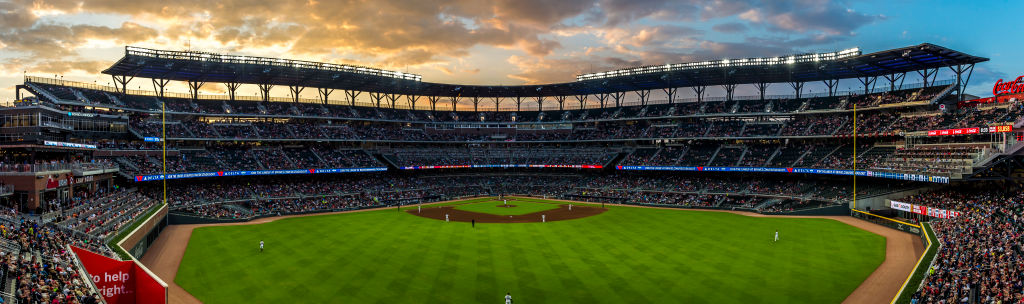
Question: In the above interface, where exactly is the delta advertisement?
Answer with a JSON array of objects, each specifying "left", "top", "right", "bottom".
[
  {"left": 889, "top": 200, "right": 962, "bottom": 219},
  {"left": 400, "top": 164, "right": 604, "bottom": 170},
  {"left": 615, "top": 165, "right": 951, "bottom": 184},
  {"left": 134, "top": 167, "right": 388, "bottom": 182},
  {"left": 70, "top": 247, "right": 166, "bottom": 304}
]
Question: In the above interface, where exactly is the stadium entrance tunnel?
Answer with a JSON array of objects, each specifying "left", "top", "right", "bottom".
[{"left": 408, "top": 204, "right": 606, "bottom": 223}]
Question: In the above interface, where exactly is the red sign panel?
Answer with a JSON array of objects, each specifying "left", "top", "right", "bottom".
[
  {"left": 927, "top": 126, "right": 1010, "bottom": 137},
  {"left": 70, "top": 247, "right": 167, "bottom": 304},
  {"left": 994, "top": 76, "right": 1024, "bottom": 95}
]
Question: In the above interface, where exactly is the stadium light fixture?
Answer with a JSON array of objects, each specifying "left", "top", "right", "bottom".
[
  {"left": 576, "top": 47, "right": 861, "bottom": 81},
  {"left": 125, "top": 46, "right": 422, "bottom": 82}
]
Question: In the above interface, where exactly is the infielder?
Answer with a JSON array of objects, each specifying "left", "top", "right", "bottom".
[
  {"left": 259, "top": 240, "right": 264, "bottom": 253},
  {"left": 445, "top": 213, "right": 450, "bottom": 222},
  {"left": 542, "top": 214, "right": 546, "bottom": 223}
]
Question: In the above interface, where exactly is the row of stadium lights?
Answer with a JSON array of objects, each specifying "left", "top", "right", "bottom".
[
  {"left": 575, "top": 48, "right": 862, "bottom": 81},
  {"left": 127, "top": 46, "right": 864, "bottom": 84},
  {"left": 127, "top": 46, "right": 423, "bottom": 82}
]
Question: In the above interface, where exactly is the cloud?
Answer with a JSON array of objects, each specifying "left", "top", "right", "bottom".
[
  {"left": 506, "top": 55, "right": 599, "bottom": 84},
  {"left": 0, "top": 0, "right": 894, "bottom": 94},
  {"left": 0, "top": 58, "right": 108, "bottom": 75},
  {"left": 0, "top": 21, "right": 157, "bottom": 57},
  {"left": 597, "top": 25, "right": 702, "bottom": 50},
  {"left": 712, "top": 22, "right": 747, "bottom": 33},
  {"left": 595, "top": 0, "right": 700, "bottom": 25},
  {"left": 737, "top": 1, "right": 884, "bottom": 36}
]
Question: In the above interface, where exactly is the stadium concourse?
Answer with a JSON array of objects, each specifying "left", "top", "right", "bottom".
[{"left": 0, "top": 43, "right": 1020, "bottom": 303}]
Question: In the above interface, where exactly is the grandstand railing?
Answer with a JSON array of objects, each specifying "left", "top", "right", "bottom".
[
  {"left": 0, "top": 162, "right": 72, "bottom": 173},
  {"left": 25, "top": 75, "right": 955, "bottom": 112},
  {"left": 0, "top": 161, "right": 118, "bottom": 175}
]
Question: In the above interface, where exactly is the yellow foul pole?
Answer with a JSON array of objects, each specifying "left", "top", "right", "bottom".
[
  {"left": 162, "top": 101, "right": 167, "bottom": 206},
  {"left": 852, "top": 104, "right": 857, "bottom": 210}
]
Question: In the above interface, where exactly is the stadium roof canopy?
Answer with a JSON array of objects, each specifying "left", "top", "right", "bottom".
[{"left": 103, "top": 43, "right": 988, "bottom": 98}]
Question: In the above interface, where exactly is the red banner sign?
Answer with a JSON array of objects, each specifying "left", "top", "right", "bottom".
[
  {"left": 927, "top": 125, "right": 1011, "bottom": 136},
  {"left": 70, "top": 247, "right": 167, "bottom": 304}
]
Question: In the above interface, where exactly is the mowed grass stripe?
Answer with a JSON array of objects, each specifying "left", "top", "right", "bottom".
[{"left": 176, "top": 198, "right": 884, "bottom": 304}]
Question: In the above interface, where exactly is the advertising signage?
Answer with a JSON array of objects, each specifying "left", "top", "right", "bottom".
[
  {"left": 889, "top": 200, "right": 962, "bottom": 219},
  {"left": 70, "top": 247, "right": 167, "bottom": 304},
  {"left": 400, "top": 164, "right": 604, "bottom": 170},
  {"left": 927, "top": 125, "right": 1012, "bottom": 136},
  {"left": 615, "top": 166, "right": 950, "bottom": 184},
  {"left": 958, "top": 77, "right": 1024, "bottom": 107},
  {"left": 133, "top": 167, "right": 387, "bottom": 182},
  {"left": 994, "top": 76, "right": 1024, "bottom": 96},
  {"left": 44, "top": 140, "right": 98, "bottom": 149}
]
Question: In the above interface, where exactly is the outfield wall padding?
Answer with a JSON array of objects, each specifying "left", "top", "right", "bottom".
[
  {"left": 122, "top": 206, "right": 168, "bottom": 257},
  {"left": 168, "top": 205, "right": 393, "bottom": 225}
]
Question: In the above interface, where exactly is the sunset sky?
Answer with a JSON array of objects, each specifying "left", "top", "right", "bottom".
[{"left": 0, "top": 0, "right": 1018, "bottom": 104}]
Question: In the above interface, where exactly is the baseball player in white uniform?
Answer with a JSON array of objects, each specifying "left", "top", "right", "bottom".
[
  {"left": 505, "top": 292, "right": 512, "bottom": 304},
  {"left": 445, "top": 213, "right": 449, "bottom": 222},
  {"left": 774, "top": 229, "right": 779, "bottom": 242},
  {"left": 259, "top": 240, "right": 264, "bottom": 253}
]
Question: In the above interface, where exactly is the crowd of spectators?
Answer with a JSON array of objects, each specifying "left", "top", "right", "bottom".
[
  {"left": 114, "top": 145, "right": 383, "bottom": 176},
  {"left": 2, "top": 219, "right": 105, "bottom": 304},
  {"left": 55, "top": 190, "right": 156, "bottom": 239},
  {"left": 161, "top": 173, "right": 898, "bottom": 219},
  {"left": 899, "top": 189, "right": 1024, "bottom": 304}
]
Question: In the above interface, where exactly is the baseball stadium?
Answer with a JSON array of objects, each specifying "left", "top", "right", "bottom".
[{"left": 0, "top": 1, "right": 1020, "bottom": 303}]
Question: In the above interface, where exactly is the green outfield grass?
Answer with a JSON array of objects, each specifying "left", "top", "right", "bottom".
[
  {"left": 176, "top": 197, "right": 885, "bottom": 304},
  {"left": 453, "top": 199, "right": 561, "bottom": 215}
]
